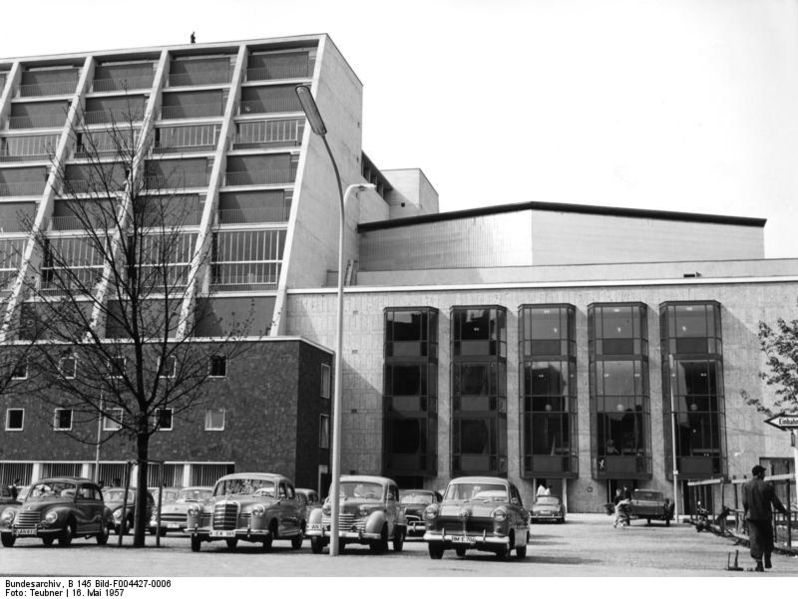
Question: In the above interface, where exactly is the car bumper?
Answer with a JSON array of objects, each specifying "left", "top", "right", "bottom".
[
  {"left": 190, "top": 527, "right": 271, "bottom": 541},
  {"left": 305, "top": 524, "right": 382, "bottom": 542},
  {"left": 2, "top": 526, "right": 63, "bottom": 538},
  {"left": 423, "top": 530, "right": 511, "bottom": 548},
  {"left": 406, "top": 521, "right": 426, "bottom": 536},
  {"left": 530, "top": 514, "right": 562, "bottom": 522}
]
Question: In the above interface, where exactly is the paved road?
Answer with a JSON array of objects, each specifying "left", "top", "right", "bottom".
[{"left": 1, "top": 514, "right": 796, "bottom": 577}]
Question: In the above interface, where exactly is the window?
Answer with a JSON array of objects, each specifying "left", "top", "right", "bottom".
[
  {"left": 5, "top": 409, "right": 24, "bottom": 431},
  {"left": 54, "top": 408, "right": 72, "bottom": 431},
  {"left": 320, "top": 363, "right": 331, "bottom": 399},
  {"left": 159, "top": 356, "right": 177, "bottom": 378},
  {"left": 103, "top": 408, "right": 123, "bottom": 431},
  {"left": 59, "top": 355, "right": 77, "bottom": 379},
  {"left": 204, "top": 408, "right": 225, "bottom": 431},
  {"left": 209, "top": 355, "right": 227, "bottom": 378},
  {"left": 11, "top": 359, "right": 28, "bottom": 380},
  {"left": 319, "top": 414, "right": 330, "bottom": 449},
  {"left": 106, "top": 355, "right": 126, "bottom": 378},
  {"left": 155, "top": 408, "right": 173, "bottom": 431}
]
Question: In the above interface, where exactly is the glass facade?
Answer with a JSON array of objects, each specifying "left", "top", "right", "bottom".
[
  {"left": 519, "top": 304, "right": 578, "bottom": 478},
  {"left": 383, "top": 308, "right": 438, "bottom": 478},
  {"left": 660, "top": 302, "right": 726, "bottom": 479},
  {"left": 451, "top": 306, "right": 507, "bottom": 476},
  {"left": 589, "top": 303, "right": 652, "bottom": 480}
]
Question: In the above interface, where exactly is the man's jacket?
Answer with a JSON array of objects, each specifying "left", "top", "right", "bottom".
[{"left": 742, "top": 477, "right": 786, "bottom": 520}]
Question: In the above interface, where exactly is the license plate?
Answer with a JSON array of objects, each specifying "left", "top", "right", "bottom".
[
  {"left": 14, "top": 528, "right": 36, "bottom": 536},
  {"left": 450, "top": 535, "right": 475, "bottom": 544},
  {"left": 166, "top": 522, "right": 181, "bottom": 528},
  {"left": 209, "top": 530, "right": 236, "bottom": 538}
]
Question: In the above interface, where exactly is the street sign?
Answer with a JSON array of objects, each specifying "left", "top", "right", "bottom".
[{"left": 764, "top": 413, "right": 798, "bottom": 430}]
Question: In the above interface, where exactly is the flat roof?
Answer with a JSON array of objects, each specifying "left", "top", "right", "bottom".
[{"left": 357, "top": 200, "right": 767, "bottom": 232}]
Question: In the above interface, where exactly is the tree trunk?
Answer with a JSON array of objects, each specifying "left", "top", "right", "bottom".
[{"left": 133, "top": 432, "right": 149, "bottom": 547}]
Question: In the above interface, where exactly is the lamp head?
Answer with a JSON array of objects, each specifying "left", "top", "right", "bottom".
[{"left": 295, "top": 85, "right": 327, "bottom": 136}]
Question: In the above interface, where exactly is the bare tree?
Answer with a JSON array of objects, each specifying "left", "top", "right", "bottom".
[{"left": 9, "top": 103, "right": 258, "bottom": 546}]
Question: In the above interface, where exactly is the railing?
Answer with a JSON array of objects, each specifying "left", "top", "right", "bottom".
[
  {"left": 245, "top": 64, "right": 311, "bottom": 81},
  {"left": 168, "top": 69, "right": 232, "bottom": 88},
  {"left": 0, "top": 181, "right": 44, "bottom": 196},
  {"left": 233, "top": 119, "right": 303, "bottom": 149},
  {"left": 7, "top": 113, "right": 66, "bottom": 129},
  {"left": 18, "top": 79, "right": 77, "bottom": 97},
  {"left": 153, "top": 124, "right": 220, "bottom": 153},
  {"left": 222, "top": 168, "right": 295, "bottom": 187},
  {"left": 239, "top": 97, "right": 300, "bottom": 115},
  {"left": 209, "top": 262, "right": 280, "bottom": 291},
  {"left": 92, "top": 75, "right": 154, "bottom": 93},
  {"left": 0, "top": 134, "right": 59, "bottom": 162},
  {"left": 216, "top": 206, "right": 290, "bottom": 225},
  {"left": 160, "top": 103, "right": 225, "bottom": 120}
]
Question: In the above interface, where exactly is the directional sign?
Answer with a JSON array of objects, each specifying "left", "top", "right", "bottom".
[{"left": 764, "top": 413, "right": 798, "bottom": 430}]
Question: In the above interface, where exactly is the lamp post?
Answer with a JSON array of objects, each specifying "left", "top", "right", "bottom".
[
  {"left": 296, "top": 85, "right": 375, "bottom": 556},
  {"left": 668, "top": 354, "right": 679, "bottom": 522}
]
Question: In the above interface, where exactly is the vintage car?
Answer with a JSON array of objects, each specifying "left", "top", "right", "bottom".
[
  {"left": 306, "top": 475, "right": 406, "bottom": 554},
  {"left": 149, "top": 486, "right": 212, "bottom": 535},
  {"left": 400, "top": 489, "right": 442, "bottom": 537},
  {"left": 103, "top": 487, "right": 155, "bottom": 534},
  {"left": 186, "top": 472, "right": 305, "bottom": 552},
  {"left": 423, "top": 476, "right": 530, "bottom": 559},
  {"left": 628, "top": 489, "right": 673, "bottom": 526},
  {"left": 296, "top": 488, "right": 321, "bottom": 526},
  {"left": 530, "top": 495, "right": 566, "bottom": 524},
  {"left": 0, "top": 477, "right": 112, "bottom": 547}
]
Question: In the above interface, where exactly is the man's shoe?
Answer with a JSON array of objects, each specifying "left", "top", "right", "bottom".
[
  {"left": 764, "top": 556, "right": 772, "bottom": 569},
  {"left": 754, "top": 562, "right": 765, "bottom": 572}
]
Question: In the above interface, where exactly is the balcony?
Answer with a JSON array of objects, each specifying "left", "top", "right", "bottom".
[
  {"left": 0, "top": 180, "right": 44, "bottom": 196},
  {"left": 209, "top": 262, "right": 280, "bottom": 291},
  {"left": 7, "top": 113, "right": 66, "bottom": 130},
  {"left": 160, "top": 103, "right": 224, "bottom": 120},
  {"left": 239, "top": 97, "right": 299, "bottom": 115},
  {"left": 0, "top": 134, "right": 59, "bottom": 162},
  {"left": 82, "top": 110, "right": 143, "bottom": 126},
  {"left": 245, "top": 63, "right": 311, "bottom": 81},
  {"left": 168, "top": 69, "right": 231, "bottom": 88},
  {"left": 222, "top": 168, "right": 295, "bottom": 187},
  {"left": 92, "top": 75, "right": 154, "bottom": 93},
  {"left": 143, "top": 173, "right": 210, "bottom": 190},
  {"left": 153, "top": 124, "right": 220, "bottom": 154},
  {"left": 18, "top": 79, "right": 77, "bottom": 98},
  {"left": 0, "top": 217, "right": 31, "bottom": 233},
  {"left": 216, "top": 206, "right": 290, "bottom": 225},
  {"left": 59, "top": 179, "right": 125, "bottom": 195},
  {"left": 233, "top": 119, "right": 303, "bottom": 149}
]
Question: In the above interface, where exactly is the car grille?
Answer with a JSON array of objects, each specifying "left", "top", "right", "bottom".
[
  {"left": 321, "top": 513, "right": 367, "bottom": 532},
  {"left": 405, "top": 513, "right": 422, "bottom": 524},
  {"left": 212, "top": 503, "right": 239, "bottom": 530},
  {"left": 434, "top": 515, "right": 493, "bottom": 536},
  {"left": 159, "top": 513, "right": 185, "bottom": 524},
  {"left": 13, "top": 511, "right": 41, "bottom": 528}
]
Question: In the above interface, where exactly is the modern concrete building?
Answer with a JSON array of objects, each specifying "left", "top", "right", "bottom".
[{"left": 0, "top": 35, "right": 796, "bottom": 512}]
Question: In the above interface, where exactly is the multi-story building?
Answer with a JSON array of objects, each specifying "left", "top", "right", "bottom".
[{"left": 0, "top": 35, "right": 795, "bottom": 512}]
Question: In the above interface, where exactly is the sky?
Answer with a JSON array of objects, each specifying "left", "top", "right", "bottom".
[{"left": 1, "top": 0, "right": 797, "bottom": 258}]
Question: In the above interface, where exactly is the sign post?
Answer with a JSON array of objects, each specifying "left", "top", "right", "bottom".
[{"left": 764, "top": 413, "right": 798, "bottom": 504}]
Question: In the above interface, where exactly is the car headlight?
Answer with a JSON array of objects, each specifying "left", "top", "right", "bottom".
[
  {"left": 424, "top": 504, "right": 439, "bottom": 520},
  {"left": 1, "top": 508, "right": 15, "bottom": 526},
  {"left": 358, "top": 504, "right": 381, "bottom": 516},
  {"left": 491, "top": 507, "right": 508, "bottom": 523},
  {"left": 322, "top": 504, "right": 331, "bottom": 516},
  {"left": 251, "top": 504, "right": 266, "bottom": 517},
  {"left": 187, "top": 505, "right": 200, "bottom": 517},
  {"left": 45, "top": 510, "right": 59, "bottom": 524},
  {"left": 113, "top": 508, "right": 123, "bottom": 522}
]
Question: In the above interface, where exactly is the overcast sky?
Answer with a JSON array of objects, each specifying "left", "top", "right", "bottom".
[{"left": 2, "top": 0, "right": 797, "bottom": 258}]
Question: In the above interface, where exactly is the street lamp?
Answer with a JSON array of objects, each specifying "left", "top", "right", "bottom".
[
  {"left": 296, "top": 85, "right": 375, "bottom": 556},
  {"left": 668, "top": 354, "right": 679, "bottom": 522}
]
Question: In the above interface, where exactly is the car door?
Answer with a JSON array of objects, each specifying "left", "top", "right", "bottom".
[
  {"left": 284, "top": 484, "right": 301, "bottom": 535},
  {"left": 386, "top": 484, "right": 399, "bottom": 535},
  {"left": 73, "top": 484, "right": 95, "bottom": 534}
]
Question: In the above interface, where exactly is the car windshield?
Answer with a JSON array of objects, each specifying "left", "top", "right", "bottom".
[
  {"left": 340, "top": 482, "right": 383, "bottom": 500},
  {"left": 177, "top": 488, "right": 212, "bottom": 502},
  {"left": 400, "top": 491, "right": 435, "bottom": 505},
  {"left": 632, "top": 491, "right": 662, "bottom": 501},
  {"left": 214, "top": 478, "right": 276, "bottom": 497},
  {"left": 104, "top": 489, "right": 134, "bottom": 503},
  {"left": 30, "top": 481, "right": 77, "bottom": 499},
  {"left": 534, "top": 496, "right": 560, "bottom": 506},
  {"left": 444, "top": 483, "right": 508, "bottom": 502}
]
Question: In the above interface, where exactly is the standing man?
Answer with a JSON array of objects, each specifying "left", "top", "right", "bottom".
[{"left": 742, "top": 465, "right": 788, "bottom": 571}]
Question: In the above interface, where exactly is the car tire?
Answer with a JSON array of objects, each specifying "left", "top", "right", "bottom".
[
  {"left": 371, "top": 524, "right": 389, "bottom": 554},
  {"left": 665, "top": 518, "right": 671, "bottom": 527},
  {"left": 455, "top": 547, "right": 467, "bottom": 557},
  {"left": 225, "top": 539, "right": 238, "bottom": 551},
  {"left": 190, "top": 535, "right": 201, "bottom": 552},
  {"left": 261, "top": 524, "right": 275, "bottom": 552},
  {"left": 43, "top": 537, "right": 54, "bottom": 547},
  {"left": 291, "top": 532, "right": 303, "bottom": 550},
  {"left": 428, "top": 542, "right": 444, "bottom": 559},
  {"left": 310, "top": 537, "right": 324, "bottom": 554},
  {"left": 96, "top": 522, "right": 109, "bottom": 546},
  {"left": 392, "top": 527, "right": 404, "bottom": 552},
  {"left": 1, "top": 532, "right": 15, "bottom": 547},
  {"left": 58, "top": 520, "right": 74, "bottom": 547},
  {"left": 646, "top": 518, "right": 651, "bottom": 526},
  {"left": 495, "top": 533, "right": 511, "bottom": 560}
]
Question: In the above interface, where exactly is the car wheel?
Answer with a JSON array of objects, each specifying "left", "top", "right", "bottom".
[
  {"left": 516, "top": 530, "right": 528, "bottom": 559},
  {"left": 310, "top": 537, "right": 324, "bottom": 554},
  {"left": 43, "top": 537, "right": 55, "bottom": 547},
  {"left": 96, "top": 522, "right": 109, "bottom": 546},
  {"left": 291, "top": 532, "right": 303, "bottom": 550},
  {"left": 261, "top": 523, "right": 276, "bottom": 552},
  {"left": 495, "top": 533, "right": 511, "bottom": 560},
  {"left": 190, "top": 535, "right": 201, "bottom": 552},
  {"left": 370, "top": 524, "right": 389, "bottom": 554},
  {"left": 428, "top": 542, "right": 444, "bottom": 559},
  {"left": 666, "top": 518, "right": 671, "bottom": 527},
  {"left": 58, "top": 520, "right": 74, "bottom": 547},
  {"left": 392, "top": 527, "right": 404, "bottom": 552},
  {"left": 225, "top": 539, "right": 238, "bottom": 551},
  {"left": 1, "top": 532, "right": 16, "bottom": 547},
  {"left": 455, "top": 547, "right": 467, "bottom": 557},
  {"left": 646, "top": 518, "right": 651, "bottom": 526}
]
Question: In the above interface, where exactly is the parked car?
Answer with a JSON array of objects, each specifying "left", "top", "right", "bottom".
[
  {"left": 400, "top": 489, "right": 442, "bottom": 537},
  {"left": 423, "top": 476, "right": 530, "bottom": 560},
  {"left": 186, "top": 473, "right": 305, "bottom": 552},
  {"left": 0, "top": 477, "right": 112, "bottom": 547},
  {"left": 306, "top": 475, "right": 406, "bottom": 554},
  {"left": 296, "top": 488, "right": 321, "bottom": 526},
  {"left": 103, "top": 487, "right": 155, "bottom": 534},
  {"left": 628, "top": 489, "right": 673, "bottom": 526},
  {"left": 530, "top": 495, "right": 566, "bottom": 524},
  {"left": 149, "top": 486, "right": 212, "bottom": 535}
]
